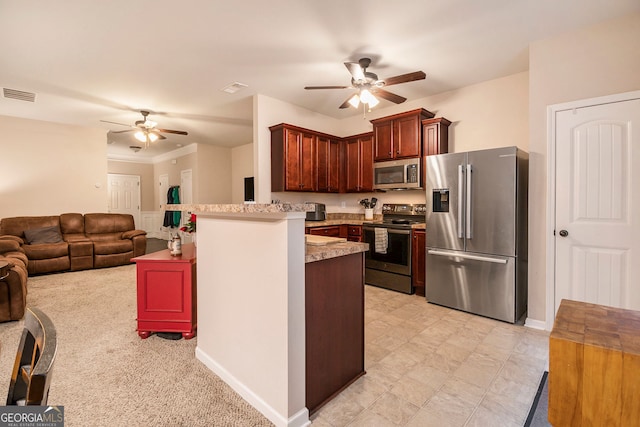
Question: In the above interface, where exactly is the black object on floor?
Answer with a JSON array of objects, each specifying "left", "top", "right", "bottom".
[
  {"left": 524, "top": 371, "right": 550, "bottom": 427},
  {"left": 156, "top": 332, "right": 182, "bottom": 340}
]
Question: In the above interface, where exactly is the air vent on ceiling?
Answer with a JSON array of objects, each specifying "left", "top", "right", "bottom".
[
  {"left": 221, "top": 82, "right": 248, "bottom": 94},
  {"left": 3, "top": 88, "right": 36, "bottom": 102}
]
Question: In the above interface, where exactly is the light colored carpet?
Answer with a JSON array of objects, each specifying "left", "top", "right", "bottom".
[{"left": 0, "top": 265, "right": 274, "bottom": 427}]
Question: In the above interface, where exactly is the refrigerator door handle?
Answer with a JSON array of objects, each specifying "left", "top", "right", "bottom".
[
  {"left": 466, "top": 164, "right": 472, "bottom": 239},
  {"left": 427, "top": 249, "right": 508, "bottom": 264},
  {"left": 458, "top": 165, "right": 464, "bottom": 239}
]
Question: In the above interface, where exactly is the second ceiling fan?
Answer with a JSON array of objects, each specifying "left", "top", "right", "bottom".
[
  {"left": 101, "top": 110, "right": 188, "bottom": 149},
  {"left": 305, "top": 58, "right": 426, "bottom": 109}
]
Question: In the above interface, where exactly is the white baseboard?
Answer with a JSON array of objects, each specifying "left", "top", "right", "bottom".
[
  {"left": 195, "top": 347, "right": 310, "bottom": 427},
  {"left": 524, "top": 317, "right": 548, "bottom": 331}
]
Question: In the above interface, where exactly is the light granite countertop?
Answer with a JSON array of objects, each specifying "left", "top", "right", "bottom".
[
  {"left": 305, "top": 241, "right": 369, "bottom": 263},
  {"left": 165, "top": 203, "right": 314, "bottom": 213}
]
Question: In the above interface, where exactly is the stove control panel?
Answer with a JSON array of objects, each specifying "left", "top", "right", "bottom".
[{"left": 381, "top": 203, "right": 427, "bottom": 216}]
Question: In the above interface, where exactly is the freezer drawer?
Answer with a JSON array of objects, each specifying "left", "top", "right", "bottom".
[{"left": 425, "top": 249, "right": 518, "bottom": 323}]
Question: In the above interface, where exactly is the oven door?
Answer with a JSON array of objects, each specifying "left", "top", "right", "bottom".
[{"left": 363, "top": 226, "right": 411, "bottom": 275}]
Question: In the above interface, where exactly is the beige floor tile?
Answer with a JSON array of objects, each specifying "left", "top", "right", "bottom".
[
  {"left": 404, "top": 391, "right": 474, "bottom": 427},
  {"left": 474, "top": 341, "right": 513, "bottom": 362},
  {"left": 364, "top": 363, "right": 403, "bottom": 389},
  {"left": 365, "top": 342, "right": 391, "bottom": 367},
  {"left": 340, "top": 375, "right": 388, "bottom": 409},
  {"left": 453, "top": 352, "right": 502, "bottom": 389},
  {"left": 315, "top": 392, "right": 365, "bottom": 427},
  {"left": 476, "top": 392, "right": 527, "bottom": 426},
  {"left": 405, "top": 364, "right": 450, "bottom": 389},
  {"left": 465, "top": 404, "right": 522, "bottom": 427},
  {"left": 368, "top": 392, "right": 420, "bottom": 425},
  {"left": 389, "top": 374, "right": 438, "bottom": 407},
  {"left": 370, "top": 333, "right": 408, "bottom": 352},
  {"left": 439, "top": 376, "right": 486, "bottom": 406},
  {"left": 346, "top": 409, "right": 397, "bottom": 427}
]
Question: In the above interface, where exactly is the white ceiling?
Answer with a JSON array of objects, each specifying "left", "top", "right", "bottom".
[{"left": 1, "top": 0, "right": 638, "bottom": 159}]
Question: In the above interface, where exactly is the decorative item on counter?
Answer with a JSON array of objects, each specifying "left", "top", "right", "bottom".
[
  {"left": 167, "top": 233, "right": 182, "bottom": 256},
  {"left": 359, "top": 198, "right": 378, "bottom": 220},
  {"left": 180, "top": 213, "right": 196, "bottom": 233}
]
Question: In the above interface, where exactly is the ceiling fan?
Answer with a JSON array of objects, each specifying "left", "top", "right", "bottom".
[
  {"left": 101, "top": 110, "right": 188, "bottom": 149},
  {"left": 304, "top": 58, "right": 426, "bottom": 110}
]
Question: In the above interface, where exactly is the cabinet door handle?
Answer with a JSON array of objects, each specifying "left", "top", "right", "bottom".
[
  {"left": 388, "top": 151, "right": 392, "bottom": 156},
  {"left": 396, "top": 150, "right": 400, "bottom": 154}
]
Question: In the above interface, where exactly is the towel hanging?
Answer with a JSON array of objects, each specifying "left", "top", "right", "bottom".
[{"left": 374, "top": 227, "right": 388, "bottom": 254}]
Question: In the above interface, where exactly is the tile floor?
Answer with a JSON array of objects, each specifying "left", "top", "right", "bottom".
[{"left": 312, "top": 286, "right": 549, "bottom": 426}]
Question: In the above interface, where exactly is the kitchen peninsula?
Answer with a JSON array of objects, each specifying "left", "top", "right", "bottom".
[{"left": 164, "top": 203, "right": 368, "bottom": 427}]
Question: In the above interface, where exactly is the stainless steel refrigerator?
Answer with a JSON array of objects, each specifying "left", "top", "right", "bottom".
[{"left": 425, "top": 146, "right": 528, "bottom": 323}]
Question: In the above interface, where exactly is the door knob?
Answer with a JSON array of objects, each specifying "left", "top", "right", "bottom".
[{"left": 558, "top": 229, "right": 569, "bottom": 237}]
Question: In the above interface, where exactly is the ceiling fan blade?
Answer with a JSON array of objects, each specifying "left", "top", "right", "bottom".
[
  {"left": 110, "top": 129, "right": 134, "bottom": 134},
  {"left": 374, "top": 89, "right": 407, "bottom": 104},
  {"left": 156, "top": 128, "right": 188, "bottom": 136},
  {"left": 155, "top": 133, "right": 167, "bottom": 140},
  {"left": 304, "top": 85, "right": 350, "bottom": 90},
  {"left": 344, "top": 62, "right": 365, "bottom": 82},
  {"left": 382, "top": 71, "right": 426, "bottom": 86},
  {"left": 100, "top": 120, "right": 133, "bottom": 127},
  {"left": 339, "top": 94, "right": 354, "bottom": 109}
]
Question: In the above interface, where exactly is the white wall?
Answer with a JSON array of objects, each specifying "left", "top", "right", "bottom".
[
  {"left": 231, "top": 143, "right": 254, "bottom": 203},
  {"left": 196, "top": 143, "right": 232, "bottom": 203},
  {"left": 527, "top": 12, "right": 640, "bottom": 325},
  {"left": 0, "top": 115, "right": 107, "bottom": 217}
]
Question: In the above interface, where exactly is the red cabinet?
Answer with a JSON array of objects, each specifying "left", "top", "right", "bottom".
[
  {"left": 316, "top": 136, "right": 341, "bottom": 193},
  {"left": 132, "top": 243, "right": 197, "bottom": 339}
]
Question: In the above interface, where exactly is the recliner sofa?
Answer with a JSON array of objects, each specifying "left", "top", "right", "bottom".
[
  {"left": 0, "top": 213, "right": 147, "bottom": 275},
  {"left": 0, "top": 239, "right": 28, "bottom": 322}
]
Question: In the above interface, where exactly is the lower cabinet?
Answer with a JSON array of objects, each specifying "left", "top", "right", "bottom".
[{"left": 411, "top": 230, "right": 426, "bottom": 297}]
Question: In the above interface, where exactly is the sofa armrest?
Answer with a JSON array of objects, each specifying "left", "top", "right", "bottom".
[
  {"left": 122, "top": 229, "right": 146, "bottom": 240},
  {"left": 0, "top": 239, "right": 22, "bottom": 254},
  {"left": 0, "top": 235, "right": 24, "bottom": 245}
]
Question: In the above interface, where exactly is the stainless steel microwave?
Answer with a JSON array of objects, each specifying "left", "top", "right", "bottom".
[{"left": 373, "top": 158, "right": 421, "bottom": 190}]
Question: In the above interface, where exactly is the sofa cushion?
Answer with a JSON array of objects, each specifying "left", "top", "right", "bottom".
[
  {"left": 60, "top": 213, "right": 85, "bottom": 234},
  {"left": 23, "top": 242, "right": 68, "bottom": 260},
  {"left": 24, "top": 226, "right": 63, "bottom": 245},
  {"left": 84, "top": 213, "right": 135, "bottom": 234}
]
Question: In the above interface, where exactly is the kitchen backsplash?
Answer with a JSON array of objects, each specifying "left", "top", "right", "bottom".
[{"left": 271, "top": 189, "right": 426, "bottom": 214}]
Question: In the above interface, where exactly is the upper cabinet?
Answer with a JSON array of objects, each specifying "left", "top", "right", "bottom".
[
  {"left": 316, "top": 136, "right": 340, "bottom": 193},
  {"left": 422, "top": 117, "right": 451, "bottom": 157},
  {"left": 344, "top": 132, "right": 374, "bottom": 193},
  {"left": 271, "top": 124, "right": 318, "bottom": 192},
  {"left": 370, "top": 108, "right": 434, "bottom": 162}
]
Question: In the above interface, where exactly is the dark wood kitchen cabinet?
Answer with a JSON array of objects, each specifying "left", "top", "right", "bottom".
[
  {"left": 371, "top": 108, "right": 434, "bottom": 162},
  {"left": 307, "top": 226, "right": 341, "bottom": 237},
  {"left": 422, "top": 117, "right": 451, "bottom": 156},
  {"left": 271, "top": 124, "right": 316, "bottom": 192},
  {"left": 344, "top": 132, "right": 374, "bottom": 192},
  {"left": 411, "top": 229, "right": 426, "bottom": 297},
  {"left": 316, "top": 136, "right": 340, "bottom": 193}
]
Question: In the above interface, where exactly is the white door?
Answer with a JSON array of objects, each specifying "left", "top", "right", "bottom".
[
  {"left": 555, "top": 98, "right": 640, "bottom": 313},
  {"left": 159, "top": 174, "right": 169, "bottom": 209},
  {"left": 107, "top": 174, "right": 141, "bottom": 227}
]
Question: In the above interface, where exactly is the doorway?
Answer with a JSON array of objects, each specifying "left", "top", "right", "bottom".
[
  {"left": 548, "top": 91, "right": 640, "bottom": 329},
  {"left": 107, "top": 174, "right": 141, "bottom": 227}
]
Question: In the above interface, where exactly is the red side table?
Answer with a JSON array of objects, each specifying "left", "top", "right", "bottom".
[{"left": 132, "top": 243, "right": 197, "bottom": 339}]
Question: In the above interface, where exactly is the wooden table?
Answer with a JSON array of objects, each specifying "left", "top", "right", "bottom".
[
  {"left": 132, "top": 243, "right": 197, "bottom": 339},
  {"left": 549, "top": 299, "right": 640, "bottom": 426}
]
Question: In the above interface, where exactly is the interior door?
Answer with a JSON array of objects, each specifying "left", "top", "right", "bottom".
[
  {"left": 107, "top": 174, "right": 140, "bottom": 227},
  {"left": 555, "top": 98, "right": 640, "bottom": 312}
]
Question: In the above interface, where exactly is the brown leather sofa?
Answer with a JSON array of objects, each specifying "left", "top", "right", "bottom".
[
  {"left": 0, "top": 213, "right": 147, "bottom": 275},
  {"left": 0, "top": 239, "right": 28, "bottom": 322}
]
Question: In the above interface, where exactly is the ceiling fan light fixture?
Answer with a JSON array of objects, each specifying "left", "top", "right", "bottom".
[
  {"left": 348, "top": 94, "right": 360, "bottom": 108},
  {"left": 359, "top": 89, "right": 377, "bottom": 106}
]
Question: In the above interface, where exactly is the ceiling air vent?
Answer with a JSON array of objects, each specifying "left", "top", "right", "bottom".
[{"left": 3, "top": 88, "right": 36, "bottom": 102}]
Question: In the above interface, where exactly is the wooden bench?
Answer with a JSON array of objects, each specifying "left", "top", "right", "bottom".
[{"left": 549, "top": 299, "right": 640, "bottom": 426}]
